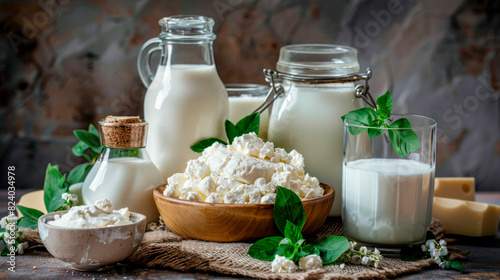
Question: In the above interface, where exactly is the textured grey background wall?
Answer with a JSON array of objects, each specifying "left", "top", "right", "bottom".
[{"left": 1, "top": 0, "right": 499, "bottom": 190}]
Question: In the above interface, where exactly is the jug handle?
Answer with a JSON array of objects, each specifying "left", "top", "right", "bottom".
[{"left": 137, "top": 38, "right": 162, "bottom": 87}]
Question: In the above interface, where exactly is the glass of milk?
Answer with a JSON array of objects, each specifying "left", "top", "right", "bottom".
[
  {"left": 226, "top": 84, "right": 270, "bottom": 141},
  {"left": 342, "top": 114, "right": 437, "bottom": 248}
]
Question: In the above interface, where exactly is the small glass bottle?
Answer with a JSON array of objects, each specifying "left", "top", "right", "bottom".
[{"left": 82, "top": 116, "right": 164, "bottom": 224}]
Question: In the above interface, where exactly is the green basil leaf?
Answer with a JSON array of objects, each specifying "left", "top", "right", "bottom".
[
  {"left": 71, "top": 141, "right": 89, "bottom": 158},
  {"left": 43, "top": 164, "right": 69, "bottom": 213},
  {"left": 297, "top": 248, "right": 310, "bottom": 259},
  {"left": 67, "top": 163, "right": 92, "bottom": 185},
  {"left": 279, "top": 237, "right": 293, "bottom": 246},
  {"left": 16, "top": 206, "right": 43, "bottom": 230},
  {"left": 247, "top": 236, "right": 283, "bottom": 261},
  {"left": 49, "top": 189, "right": 69, "bottom": 213},
  {"left": 284, "top": 220, "right": 303, "bottom": 244},
  {"left": 303, "top": 244, "right": 320, "bottom": 256},
  {"left": 313, "top": 236, "right": 350, "bottom": 264},
  {"left": 446, "top": 260, "right": 465, "bottom": 272},
  {"left": 88, "top": 123, "right": 99, "bottom": 136},
  {"left": 376, "top": 91, "right": 392, "bottom": 120},
  {"left": 235, "top": 112, "right": 260, "bottom": 136},
  {"left": 276, "top": 244, "right": 295, "bottom": 260},
  {"left": 341, "top": 108, "right": 378, "bottom": 135},
  {"left": 401, "top": 245, "right": 428, "bottom": 261},
  {"left": 296, "top": 239, "right": 306, "bottom": 248},
  {"left": 190, "top": 138, "right": 227, "bottom": 153},
  {"left": 388, "top": 118, "right": 421, "bottom": 157},
  {"left": 274, "top": 186, "right": 306, "bottom": 236},
  {"left": 1, "top": 247, "right": 9, "bottom": 256},
  {"left": 225, "top": 120, "right": 238, "bottom": 144},
  {"left": 367, "top": 128, "right": 384, "bottom": 139},
  {"left": 0, "top": 228, "right": 5, "bottom": 233},
  {"left": 73, "top": 130, "right": 101, "bottom": 153}
]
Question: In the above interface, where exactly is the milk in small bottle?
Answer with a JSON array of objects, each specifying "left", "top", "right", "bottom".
[{"left": 82, "top": 116, "right": 163, "bottom": 224}]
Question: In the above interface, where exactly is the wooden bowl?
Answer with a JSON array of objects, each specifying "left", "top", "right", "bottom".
[{"left": 153, "top": 183, "right": 334, "bottom": 242}]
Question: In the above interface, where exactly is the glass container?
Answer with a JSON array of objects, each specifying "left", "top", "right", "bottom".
[
  {"left": 265, "top": 44, "right": 374, "bottom": 216},
  {"left": 82, "top": 116, "right": 164, "bottom": 224},
  {"left": 342, "top": 114, "right": 437, "bottom": 248}
]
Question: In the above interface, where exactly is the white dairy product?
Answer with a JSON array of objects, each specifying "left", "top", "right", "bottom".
[
  {"left": 82, "top": 157, "right": 164, "bottom": 224},
  {"left": 298, "top": 254, "right": 323, "bottom": 271},
  {"left": 272, "top": 255, "right": 298, "bottom": 273},
  {"left": 228, "top": 95, "right": 270, "bottom": 140},
  {"left": 163, "top": 133, "right": 324, "bottom": 203},
  {"left": 144, "top": 64, "right": 228, "bottom": 180},
  {"left": 268, "top": 83, "right": 359, "bottom": 216},
  {"left": 343, "top": 158, "right": 435, "bottom": 245},
  {"left": 48, "top": 199, "right": 132, "bottom": 228}
]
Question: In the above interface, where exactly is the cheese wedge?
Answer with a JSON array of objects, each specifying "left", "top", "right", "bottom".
[
  {"left": 433, "top": 196, "right": 500, "bottom": 236},
  {"left": 434, "top": 177, "right": 475, "bottom": 201},
  {"left": 17, "top": 190, "right": 46, "bottom": 217}
]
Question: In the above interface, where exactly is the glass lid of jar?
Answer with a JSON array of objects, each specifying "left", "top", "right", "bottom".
[
  {"left": 276, "top": 44, "right": 360, "bottom": 77},
  {"left": 158, "top": 15, "right": 216, "bottom": 40}
]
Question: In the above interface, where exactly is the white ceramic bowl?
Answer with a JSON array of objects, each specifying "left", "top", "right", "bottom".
[{"left": 38, "top": 211, "right": 146, "bottom": 271}]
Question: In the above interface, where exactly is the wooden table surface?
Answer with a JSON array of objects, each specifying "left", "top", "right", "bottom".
[{"left": 1, "top": 190, "right": 499, "bottom": 279}]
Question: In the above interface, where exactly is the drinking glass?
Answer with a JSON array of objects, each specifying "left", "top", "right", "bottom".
[{"left": 342, "top": 114, "right": 437, "bottom": 249}]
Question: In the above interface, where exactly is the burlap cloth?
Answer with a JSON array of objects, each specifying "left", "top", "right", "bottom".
[
  {"left": 22, "top": 218, "right": 466, "bottom": 279},
  {"left": 42, "top": 217, "right": 460, "bottom": 279}
]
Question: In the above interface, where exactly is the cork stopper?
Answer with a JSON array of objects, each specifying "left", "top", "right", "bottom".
[{"left": 99, "top": 116, "right": 148, "bottom": 148}]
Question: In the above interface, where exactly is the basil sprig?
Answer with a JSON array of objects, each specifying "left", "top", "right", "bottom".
[
  {"left": 341, "top": 91, "right": 421, "bottom": 157},
  {"left": 16, "top": 124, "right": 102, "bottom": 229},
  {"left": 190, "top": 113, "right": 260, "bottom": 152},
  {"left": 248, "top": 187, "right": 350, "bottom": 265}
]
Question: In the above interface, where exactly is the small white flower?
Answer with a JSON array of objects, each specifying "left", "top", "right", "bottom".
[
  {"left": 339, "top": 263, "right": 345, "bottom": 269},
  {"left": 62, "top": 193, "right": 78, "bottom": 205},
  {"left": 359, "top": 246, "right": 368, "bottom": 255},
  {"left": 373, "top": 248, "right": 381, "bottom": 256},
  {"left": 349, "top": 241, "right": 357, "bottom": 251},
  {"left": 147, "top": 222, "right": 158, "bottom": 231},
  {"left": 0, "top": 216, "right": 8, "bottom": 228},
  {"left": 430, "top": 249, "right": 439, "bottom": 258},
  {"left": 429, "top": 242, "right": 436, "bottom": 250},
  {"left": 361, "top": 256, "right": 370, "bottom": 265},
  {"left": 439, "top": 262, "right": 446, "bottom": 269},
  {"left": 441, "top": 247, "right": 448, "bottom": 256},
  {"left": 350, "top": 255, "right": 362, "bottom": 265},
  {"left": 425, "top": 239, "right": 434, "bottom": 247},
  {"left": 434, "top": 257, "right": 442, "bottom": 265},
  {"left": 16, "top": 242, "right": 29, "bottom": 255},
  {"left": 374, "top": 260, "right": 380, "bottom": 268},
  {"left": 439, "top": 239, "right": 447, "bottom": 247},
  {"left": 421, "top": 244, "right": 428, "bottom": 252},
  {"left": 4, "top": 214, "right": 18, "bottom": 225}
]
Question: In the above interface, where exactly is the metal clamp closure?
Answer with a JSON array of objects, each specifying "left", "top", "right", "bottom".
[{"left": 255, "top": 67, "right": 376, "bottom": 114}]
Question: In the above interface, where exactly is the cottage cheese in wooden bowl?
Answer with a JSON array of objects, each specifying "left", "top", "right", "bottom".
[{"left": 154, "top": 133, "right": 334, "bottom": 242}]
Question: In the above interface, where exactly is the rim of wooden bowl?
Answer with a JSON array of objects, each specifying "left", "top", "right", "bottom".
[{"left": 153, "top": 183, "right": 334, "bottom": 208}]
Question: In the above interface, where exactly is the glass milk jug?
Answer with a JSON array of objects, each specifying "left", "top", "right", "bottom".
[
  {"left": 137, "top": 15, "right": 228, "bottom": 180},
  {"left": 82, "top": 116, "right": 164, "bottom": 224},
  {"left": 265, "top": 44, "right": 374, "bottom": 217}
]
